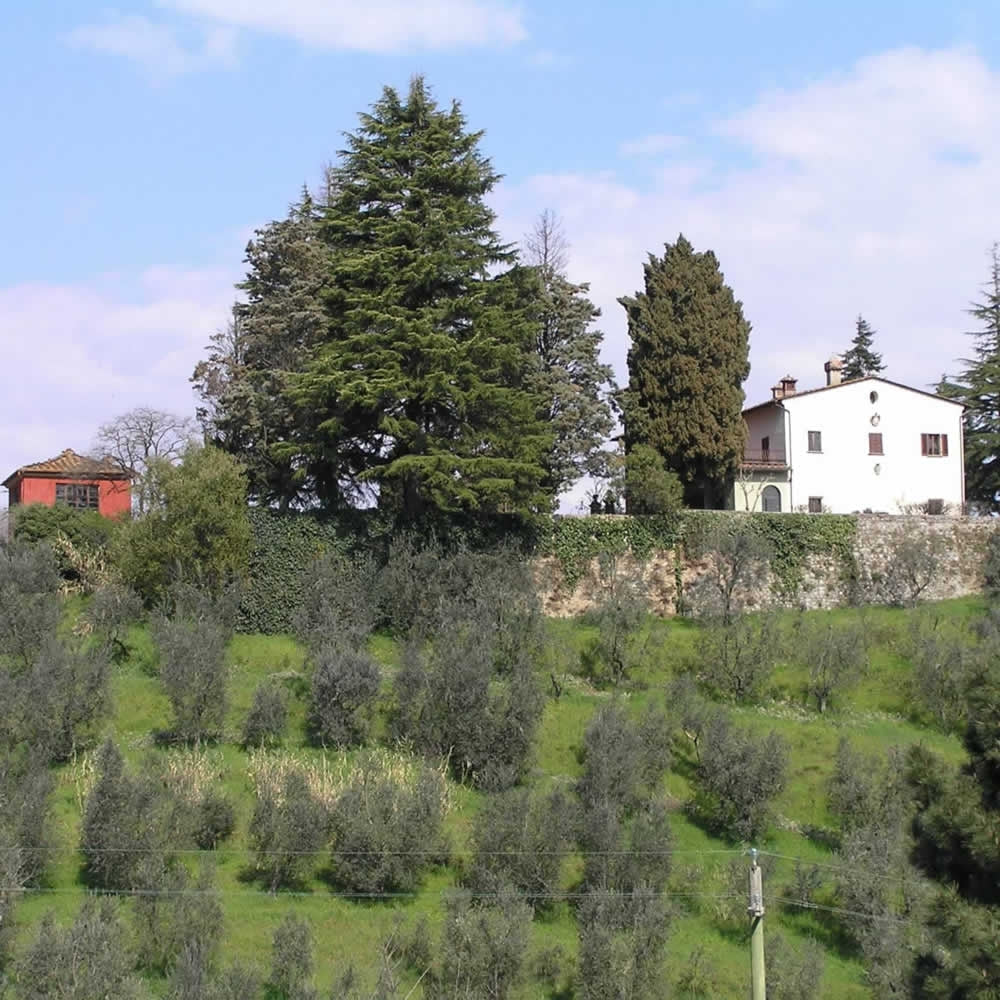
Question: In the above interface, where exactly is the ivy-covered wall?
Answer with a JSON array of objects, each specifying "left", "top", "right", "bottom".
[{"left": 239, "top": 508, "right": 993, "bottom": 632}]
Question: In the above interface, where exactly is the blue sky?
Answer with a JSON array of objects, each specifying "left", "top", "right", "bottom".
[{"left": 4, "top": 1, "right": 1000, "bottom": 506}]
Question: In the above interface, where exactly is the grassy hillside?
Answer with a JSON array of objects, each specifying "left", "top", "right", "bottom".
[{"left": 10, "top": 598, "right": 979, "bottom": 998}]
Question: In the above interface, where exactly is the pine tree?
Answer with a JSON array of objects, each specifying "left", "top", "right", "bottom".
[
  {"left": 291, "top": 77, "right": 552, "bottom": 520},
  {"left": 939, "top": 243, "right": 1000, "bottom": 512},
  {"left": 192, "top": 190, "right": 331, "bottom": 509},
  {"left": 841, "top": 315, "right": 885, "bottom": 381},
  {"left": 619, "top": 235, "right": 751, "bottom": 509},
  {"left": 523, "top": 211, "right": 616, "bottom": 499}
]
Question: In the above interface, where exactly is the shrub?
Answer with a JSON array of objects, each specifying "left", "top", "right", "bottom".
[
  {"left": 580, "top": 553, "right": 648, "bottom": 686},
  {"left": 392, "top": 622, "right": 543, "bottom": 790},
  {"left": 576, "top": 889, "right": 669, "bottom": 1000},
  {"left": 116, "top": 445, "right": 250, "bottom": 606},
  {"left": 84, "top": 583, "right": 143, "bottom": 663},
  {"left": 134, "top": 861, "right": 223, "bottom": 975},
  {"left": 269, "top": 914, "right": 314, "bottom": 999},
  {"left": 425, "top": 889, "right": 532, "bottom": 1000},
  {"left": 328, "top": 753, "right": 449, "bottom": 894},
  {"left": 241, "top": 681, "right": 288, "bottom": 749},
  {"left": 248, "top": 769, "right": 328, "bottom": 891},
  {"left": 694, "top": 713, "right": 787, "bottom": 841},
  {"left": 0, "top": 540, "right": 61, "bottom": 672},
  {"left": 576, "top": 702, "right": 672, "bottom": 816},
  {"left": 294, "top": 550, "right": 380, "bottom": 652},
  {"left": 697, "top": 612, "right": 779, "bottom": 703},
  {"left": 466, "top": 785, "right": 576, "bottom": 907},
  {"left": 307, "top": 644, "right": 381, "bottom": 748},
  {"left": 984, "top": 529, "right": 1000, "bottom": 597},
  {"left": 581, "top": 799, "right": 674, "bottom": 895},
  {"left": 864, "top": 526, "right": 946, "bottom": 607},
  {"left": 153, "top": 586, "right": 234, "bottom": 743},
  {"left": 193, "top": 791, "right": 237, "bottom": 849},
  {"left": 16, "top": 899, "right": 143, "bottom": 1000},
  {"left": 80, "top": 739, "right": 185, "bottom": 891},
  {"left": 625, "top": 444, "right": 683, "bottom": 514},
  {"left": 905, "top": 611, "right": 974, "bottom": 730},
  {"left": 18, "top": 636, "right": 111, "bottom": 762},
  {"left": 767, "top": 933, "right": 824, "bottom": 1000},
  {"left": 687, "top": 517, "right": 773, "bottom": 621},
  {"left": 0, "top": 750, "right": 52, "bottom": 887},
  {"left": 799, "top": 617, "right": 868, "bottom": 713}
]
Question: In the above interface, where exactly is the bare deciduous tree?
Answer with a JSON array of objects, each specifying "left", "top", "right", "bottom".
[{"left": 94, "top": 407, "right": 196, "bottom": 513}]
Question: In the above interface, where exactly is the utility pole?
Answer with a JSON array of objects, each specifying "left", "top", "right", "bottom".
[{"left": 748, "top": 848, "right": 766, "bottom": 1000}]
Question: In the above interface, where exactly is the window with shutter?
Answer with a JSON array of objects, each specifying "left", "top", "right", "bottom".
[
  {"left": 869, "top": 433, "right": 883, "bottom": 455},
  {"left": 807, "top": 431, "right": 822, "bottom": 452},
  {"left": 921, "top": 434, "right": 943, "bottom": 457}
]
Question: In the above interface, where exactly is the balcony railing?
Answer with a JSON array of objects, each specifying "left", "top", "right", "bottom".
[{"left": 741, "top": 448, "right": 788, "bottom": 469}]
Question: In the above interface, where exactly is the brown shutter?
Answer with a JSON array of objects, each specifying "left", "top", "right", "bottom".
[
  {"left": 921, "top": 434, "right": 928, "bottom": 456},
  {"left": 942, "top": 434, "right": 949, "bottom": 457}
]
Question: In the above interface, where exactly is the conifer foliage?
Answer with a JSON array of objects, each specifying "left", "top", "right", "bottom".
[
  {"left": 293, "top": 76, "right": 552, "bottom": 520},
  {"left": 939, "top": 243, "right": 1000, "bottom": 512},
  {"left": 840, "top": 314, "right": 885, "bottom": 381},
  {"left": 620, "top": 235, "right": 751, "bottom": 509}
]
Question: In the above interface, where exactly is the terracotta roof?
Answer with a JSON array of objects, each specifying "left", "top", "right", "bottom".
[
  {"left": 743, "top": 375, "right": 965, "bottom": 416},
  {"left": 2, "top": 449, "right": 131, "bottom": 488}
]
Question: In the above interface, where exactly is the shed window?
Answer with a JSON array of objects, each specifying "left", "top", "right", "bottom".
[
  {"left": 808, "top": 496, "right": 823, "bottom": 513},
  {"left": 869, "top": 433, "right": 883, "bottom": 455},
  {"left": 761, "top": 486, "right": 781, "bottom": 512},
  {"left": 921, "top": 433, "right": 949, "bottom": 457},
  {"left": 55, "top": 483, "right": 99, "bottom": 509},
  {"left": 807, "top": 430, "right": 822, "bottom": 452}
]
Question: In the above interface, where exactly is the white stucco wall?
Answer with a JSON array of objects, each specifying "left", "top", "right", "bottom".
[{"left": 778, "top": 378, "right": 964, "bottom": 513}]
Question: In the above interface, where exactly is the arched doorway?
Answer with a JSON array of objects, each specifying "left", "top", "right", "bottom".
[{"left": 761, "top": 485, "right": 781, "bottom": 513}]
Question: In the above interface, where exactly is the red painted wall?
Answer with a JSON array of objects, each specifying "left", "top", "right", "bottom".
[{"left": 13, "top": 476, "right": 131, "bottom": 518}]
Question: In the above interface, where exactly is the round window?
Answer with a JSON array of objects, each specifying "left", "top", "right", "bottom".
[
  {"left": 870, "top": 390, "right": 879, "bottom": 404},
  {"left": 870, "top": 414, "right": 880, "bottom": 426},
  {"left": 874, "top": 463, "right": 881, "bottom": 475}
]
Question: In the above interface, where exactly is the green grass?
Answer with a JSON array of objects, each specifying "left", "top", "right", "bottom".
[{"left": 7, "top": 595, "right": 986, "bottom": 997}]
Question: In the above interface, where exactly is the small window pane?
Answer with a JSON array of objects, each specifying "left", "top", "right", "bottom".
[{"left": 808, "top": 431, "right": 822, "bottom": 452}]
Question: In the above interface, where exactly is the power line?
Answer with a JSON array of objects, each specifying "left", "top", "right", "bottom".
[{"left": 0, "top": 845, "right": 743, "bottom": 858}]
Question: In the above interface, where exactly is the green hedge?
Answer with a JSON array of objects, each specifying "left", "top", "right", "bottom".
[{"left": 238, "top": 508, "right": 357, "bottom": 634}]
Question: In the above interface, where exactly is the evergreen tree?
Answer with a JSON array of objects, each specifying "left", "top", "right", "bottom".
[
  {"left": 523, "top": 211, "right": 616, "bottom": 498},
  {"left": 192, "top": 190, "right": 330, "bottom": 510},
  {"left": 840, "top": 314, "right": 885, "bottom": 381},
  {"left": 619, "top": 235, "right": 751, "bottom": 509},
  {"left": 939, "top": 243, "right": 1000, "bottom": 512},
  {"left": 292, "top": 76, "right": 552, "bottom": 520}
]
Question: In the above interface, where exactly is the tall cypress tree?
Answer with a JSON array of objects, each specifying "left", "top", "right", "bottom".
[
  {"left": 939, "top": 243, "right": 1000, "bottom": 512},
  {"left": 291, "top": 77, "right": 552, "bottom": 520},
  {"left": 841, "top": 315, "right": 885, "bottom": 381},
  {"left": 619, "top": 235, "right": 751, "bottom": 509}
]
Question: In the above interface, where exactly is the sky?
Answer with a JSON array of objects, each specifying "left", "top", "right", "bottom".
[{"left": 4, "top": 0, "right": 1000, "bottom": 509}]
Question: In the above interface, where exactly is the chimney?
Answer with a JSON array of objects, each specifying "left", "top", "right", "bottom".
[
  {"left": 771, "top": 374, "right": 797, "bottom": 400},
  {"left": 824, "top": 355, "right": 843, "bottom": 387}
]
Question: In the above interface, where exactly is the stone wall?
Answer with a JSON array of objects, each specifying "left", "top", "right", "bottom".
[{"left": 534, "top": 514, "right": 997, "bottom": 617}]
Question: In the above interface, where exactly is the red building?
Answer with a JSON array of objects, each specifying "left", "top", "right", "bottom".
[{"left": 3, "top": 449, "right": 132, "bottom": 518}]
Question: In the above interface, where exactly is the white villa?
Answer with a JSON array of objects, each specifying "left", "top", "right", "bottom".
[{"left": 730, "top": 358, "right": 965, "bottom": 515}]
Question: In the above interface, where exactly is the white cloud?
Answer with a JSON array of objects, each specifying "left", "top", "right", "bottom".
[
  {"left": 0, "top": 267, "right": 235, "bottom": 491},
  {"left": 618, "top": 133, "right": 687, "bottom": 158},
  {"left": 156, "top": 0, "right": 526, "bottom": 51},
  {"left": 67, "top": 13, "right": 237, "bottom": 77},
  {"left": 495, "top": 46, "right": 1000, "bottom": 409}
]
